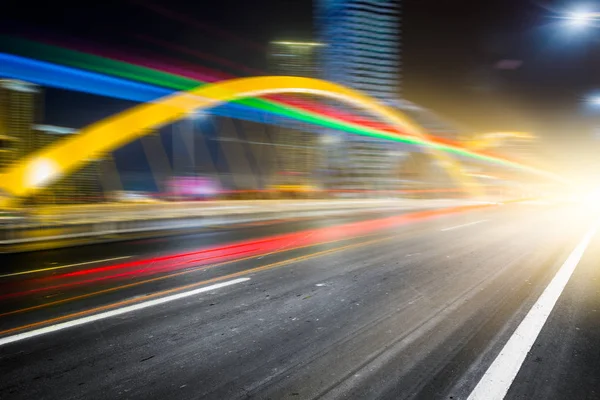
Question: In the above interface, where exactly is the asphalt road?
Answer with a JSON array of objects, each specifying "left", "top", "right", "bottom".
[{"left": 0, "top": 201, "right": 598, "bottom": 399}]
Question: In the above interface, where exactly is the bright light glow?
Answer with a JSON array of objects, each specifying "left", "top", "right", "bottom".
[
  {"left": 564, "top": 181, "right": 600, "bottom": 214},
  {"left": 587, "top": 96, "right": 600, "bottom": 106},
  {"left": 320, "top": 134, "right": 340, "bottom": 144},
  {"left": 26, "top": 158, "right": 59, "bottom": 188},
  {"left": 563, "top": 9, "right": 600, "bottom": 29},
  {"left": 271, "top": 41, "right": 324, "bottom": 46},
  {"left": 0, "top": 79, "right": 40, "bottom": 93},
  {"left": 34, "top": 124, "right": 76, "bottom": 135},
  {"left": 568, "top": 11, "right": 593, "bottom": 27}
]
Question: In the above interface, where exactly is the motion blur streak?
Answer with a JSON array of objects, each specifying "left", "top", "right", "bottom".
[
  {"left": 0, "top": 51, "right": 563, "bottom": 194},
  {"left": 0, "top": 234, "right": 417, "bottom": 338},
  {"left": 0, "top": 75, "right": 476, "bottom": 200},
  {"left": 2, "top": 37, "right": 429, "bottom": 140},
  {"left": 0, "top": 256, "right": 131, "bottom": 278},
  {"left": 0, "top": 203, "right": 494, "bottom": 301},
  {"left": 0, "top": 52, "right": 456, "bottom": 157}
]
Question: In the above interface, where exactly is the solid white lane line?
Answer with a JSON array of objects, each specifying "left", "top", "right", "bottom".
[
  {"left": 0, "top": 256, "right": 132, "bottom": 279},
  {"left": 467, "top": 221, "right": 599, "bottom": 400},
  {"left": 0, "top": 278, "right": 250, "bottom": 347},
  {"left": 440, "top": 220, "right": 489, "bottom": 231}
]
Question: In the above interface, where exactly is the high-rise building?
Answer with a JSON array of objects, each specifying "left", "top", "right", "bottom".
[
  {"left": 267, "top": 41, "right": 323, "bottom": 189},
  {"left": 0, "top": 79, "right": 40, "bottom": 168},
  {"left": 317, "top": 0, "right": 400, "bottom": 101},
  {"left": 316, "top": 0, "right": 404, "bottom": 193},
  {"left": 268, "top": 41, "right": 322, "bottom": 78}
]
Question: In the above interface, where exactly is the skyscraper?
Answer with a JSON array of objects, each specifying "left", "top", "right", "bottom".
[
  {"left": 0, "top": 79, "right": 40, "bottom": 168},
  {"left": 316, "top": 0, "right": 400, "bottom": 101},
  {"left": 267, "top": 41, "right": 322, "bottom": 190},
  {"left": 268, "top": 41, "right": 322, "bottom": 78},
  {"left": 316, "top": 0, "right": 403, "bottom": 193}
]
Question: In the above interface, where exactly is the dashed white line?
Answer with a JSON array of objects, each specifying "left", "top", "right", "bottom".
[
  {"left": 0, "top": 256, "right": 132, "bottom": 278},
  {"left": 467, "top": 221, "right": 599, "bottom": 400},
  {"left": 440, "top": 220, "right": 489, "bottom": 231},
  {"left": 0, "top": 278, "right": 250, "bottom": 347}
]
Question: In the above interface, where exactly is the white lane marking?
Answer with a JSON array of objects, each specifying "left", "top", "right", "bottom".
[
  {"left": 467, "top": 221, "right": 599, "bottom": 400},
  {"left": 440, "top": 220, "right": 489, "bottom": 231},
  {"left": 0, "top": 278, "right": 250, "bottom": 347},
  {"left": 0, "top": 256, "right": 133, "bottom": 279}
]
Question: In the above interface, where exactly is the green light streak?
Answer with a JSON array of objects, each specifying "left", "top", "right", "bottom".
[{"left": 0, "top": 36, "right": 553, "bottom": 178}]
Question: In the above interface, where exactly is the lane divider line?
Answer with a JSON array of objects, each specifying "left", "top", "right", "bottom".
[
  {"left": 0, "top": 232, "right": 383, "bottom": 318},
  {"left": 0, "top": 278, "right": 250, "bottom": 347},
  {"left": 467, "top": 220, "right": 599, "bottom": 400},
  {"left": 440, "top": 220, "right": 489, "bottom": 232},
  {"left": 0, "top": 234, "right": 403, "bottom": 340},
  {"left": 0, "top": 256, "right": 132, "bottom": 279}
]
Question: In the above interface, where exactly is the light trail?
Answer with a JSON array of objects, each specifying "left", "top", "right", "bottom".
[
  {"left": 10, "top": 35, "right": 412, "bottom": 133},
  {"left": 0, "top": 230, "right": 441, "bottom": 342},
  {"left": 0, "top": 38, "right": 561, "bottom": 178},
  {"left": 0, "top": 203, "right": 493, "bottom": 300},
  {"left": 0, "top": 74, "right": 480, "bottom": 200},
  {"left": 0, "top": 203, "right": 495, "bottom": 316},
  {"left": 0, "top": 37, "right": 414, "bottom": 136},
  {"left": 0, "top": 256, "right": 131, "bottom": 279}
]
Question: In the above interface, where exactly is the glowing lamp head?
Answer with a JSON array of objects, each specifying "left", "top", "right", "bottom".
[
  {"left": 587, "top": 95, "right": 600, "bottom": 107},
  {"left": 26, "top": 158, "right": 59, "bottom": 188}
]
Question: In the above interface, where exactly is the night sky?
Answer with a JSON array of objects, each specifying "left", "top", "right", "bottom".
[{"left": 2, "top": 0, "right": 600, "bottom": 177}]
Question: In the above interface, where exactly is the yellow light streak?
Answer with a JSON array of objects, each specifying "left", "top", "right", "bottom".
[{"left": 0, "top": 76, "right": 477, "bottom": 204}]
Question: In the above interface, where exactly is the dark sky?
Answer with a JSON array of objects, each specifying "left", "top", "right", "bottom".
[{"left": 3, "top": 0, "right": 600, "bottom": 175}]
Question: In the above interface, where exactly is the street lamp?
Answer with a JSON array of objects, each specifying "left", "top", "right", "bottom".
[
  {"left": 587, "top": 95, "right": 600, "bottom": 106},
  {"left": 561, "top": 8, "right": 600, "bottom": 29},
  {"left": 567, "top": 11, "right": 594, "bottom": 27}
]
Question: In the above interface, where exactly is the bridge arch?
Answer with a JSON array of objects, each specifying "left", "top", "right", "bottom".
[
  {"left": 466, "top": 132, "right": 536, "bottom": 151},
  {"left": 0, "top": 76, "right": 476, "bottom": 202}
]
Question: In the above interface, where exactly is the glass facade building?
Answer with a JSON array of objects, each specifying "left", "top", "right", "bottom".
[
  {"left": 0, "top": 79, "right": 40, "bottom": 168},
  {"left": 267, "top": 41, "right": 323, "bottom": 187},
  {"left": 316, "top": 0, "right": 403, "bottom": 193}
]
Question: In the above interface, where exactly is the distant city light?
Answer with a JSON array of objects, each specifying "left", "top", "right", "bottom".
[
  {"left": 271, "top": 41, "right": 324, "bottom": 47},
  {"left": 34, "top": 124, "right": 77, "bottom": 135},
  {"left": 0, "top": 79, "right": 40, "bottom": 93},
  {"left": 320, "top": 134, "right": 340, "bottom": 144}
]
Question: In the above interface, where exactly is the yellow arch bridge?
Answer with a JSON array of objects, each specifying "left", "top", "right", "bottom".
[{"left": 0, "top": 76, "right": 480, "bottom": 206}]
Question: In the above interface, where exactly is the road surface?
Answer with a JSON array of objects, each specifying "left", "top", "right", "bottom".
[{"left": 1, "top": 201, "right": 598, "bottom": 399}]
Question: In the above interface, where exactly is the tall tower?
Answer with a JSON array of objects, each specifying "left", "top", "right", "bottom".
[
  {"left": 267, "top": 41, "right": 322, "bottom": 189},
  {"left": 317, "top": 0, "right": 400, "bottom": 101},
  {"left": 316, "top": 0, "right": 403, "bottom": 194},
  {"left": 0, "top": 79, "right": 40, "bottom": 168}
]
